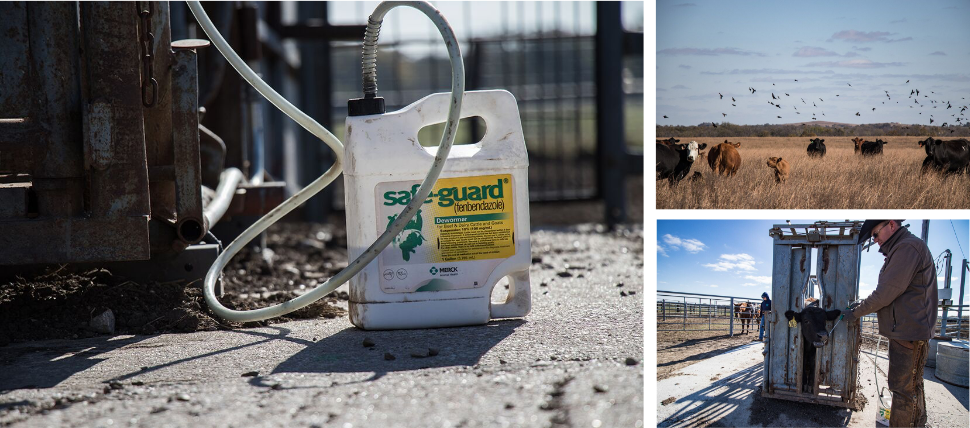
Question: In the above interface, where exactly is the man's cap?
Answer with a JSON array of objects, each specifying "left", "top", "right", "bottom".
[
  {"left": 762, "top": 292, "right": 769, "bottom": 299},
  {"left": 858, "top": 220, "right": 905, "bottom": 243}
]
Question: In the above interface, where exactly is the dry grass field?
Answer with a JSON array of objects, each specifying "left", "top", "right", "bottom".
[{"left": 656, "top": 136, "right": 970, "bottom": 209}]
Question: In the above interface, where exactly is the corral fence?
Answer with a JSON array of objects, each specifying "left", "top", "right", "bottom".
[
  {"left": 657, "top": 290, "right": 764, "bottom": 337},
  {"left": 658, "top": 291, "right": 969, "bottom": 341}
]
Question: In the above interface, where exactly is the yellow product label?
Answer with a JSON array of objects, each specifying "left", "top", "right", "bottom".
[{"left": 375, "top": 174, "right": 515, "bottom": 293}]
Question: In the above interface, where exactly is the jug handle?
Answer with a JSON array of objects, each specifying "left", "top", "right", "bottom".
[
  {"left": 490, "top": 270, "right": 531, "bottom": 319},
  {"left": 406, "top": 90, "right": 522, "bottom": 144}
]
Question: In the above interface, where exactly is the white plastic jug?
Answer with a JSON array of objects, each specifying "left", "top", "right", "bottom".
[{"left": 343, "top": 90, "right": 532, "bottom": 330}]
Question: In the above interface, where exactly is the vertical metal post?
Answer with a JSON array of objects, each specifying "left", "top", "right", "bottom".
[
  {"left": 683, "top": 296, "right": 687, "bottom": 330},
  {"left": 172, "top": 46, "right": 205, "bottom": 246},
  {"left": 708, "top": 298, "right": 712, "bottom": 330},
  {"left": 942, "top": 250, "right": 952, "bottom": 336},
  {"left": 594, "top": 1, "right": 626, "bottom": 228},
  {"left": 296, "top": 1, "right": 334, "bottom": 221},
  {"left": 959, "top": 260, "right": 967, "bottom": 339},
  {"left": 730, "top": 297, "right": 735, "bottom": 337},
  {"left": 921, "top": 220, "right": 930, "bottom": 244},
  {"left": 662, "top": 299, "right": 666, "bottom": 321}
]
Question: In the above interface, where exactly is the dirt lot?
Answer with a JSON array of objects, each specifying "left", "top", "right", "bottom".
[
  {"left": 0, "top": 222, "right": 350, "bottom": 346},
  {"left": 655, "top": 317, "right": 758, "bottom": 380}
]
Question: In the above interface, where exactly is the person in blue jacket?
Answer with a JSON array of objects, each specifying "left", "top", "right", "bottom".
[{"left": 758, "top": 292, "right": 771, "bottom": 341}]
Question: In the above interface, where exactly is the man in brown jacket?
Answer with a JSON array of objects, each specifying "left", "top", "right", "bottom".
[{"left": 844, "top": 220, "right": 938, "bottom": 428}]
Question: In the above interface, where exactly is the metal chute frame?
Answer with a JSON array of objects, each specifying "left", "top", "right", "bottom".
[{"left": 763, "top": 221, "right": 864, "bottom": 409}]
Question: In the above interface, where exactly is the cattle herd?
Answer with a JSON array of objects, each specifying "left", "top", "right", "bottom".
[{"left": 656, "top": 136, "right": 970, "bottom": 184}]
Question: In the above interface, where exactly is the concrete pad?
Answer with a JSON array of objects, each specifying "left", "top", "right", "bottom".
[
  {"left": 658, "top": 342, "right": 969, "bottom": 427},
  {"left": 0, "top": 227, "right": 645, "bottom": 427}
]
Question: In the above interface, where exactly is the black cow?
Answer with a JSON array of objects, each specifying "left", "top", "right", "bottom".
[
  {"left": 860, "top": 139, "right": 888, "bottom": 156},
  {"left": 807, "top": 138, "right": 826, "bottom": 158},
  {"left": 657, "top": 137, "right": 681, "bottom": 146},
  {"left": 657, "top": 141, "right": 707, "bottom": 183},
  {"left": 918, "top": 137, "right": 970, "bottom": 175},
  {"left": 784, "top": 306, "right": 841, "bottom": 393}
]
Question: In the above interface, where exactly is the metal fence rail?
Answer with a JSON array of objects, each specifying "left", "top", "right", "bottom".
[{"left": 657, "top": 290, "right": 763, "bottom": 336}]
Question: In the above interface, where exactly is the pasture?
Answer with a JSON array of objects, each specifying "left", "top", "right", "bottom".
[{"left": 656, "top": 136, "right": 970, "bottom": 209}]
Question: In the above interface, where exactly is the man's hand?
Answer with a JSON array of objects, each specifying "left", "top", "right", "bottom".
[{"left": 843, "top": 302, "right": 861, "bottom": 323}]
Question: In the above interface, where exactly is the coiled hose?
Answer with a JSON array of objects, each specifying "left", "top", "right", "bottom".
[{"left": 187, "top": 1, "right": 464, "bottom": 322}]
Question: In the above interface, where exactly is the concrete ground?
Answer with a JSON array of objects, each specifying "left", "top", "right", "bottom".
[
  {"left": 0, "top": 226, "right": 643, "bottom": 427},
  {"left": 657, "top": 341, "right": 969, "bottom": 427}
]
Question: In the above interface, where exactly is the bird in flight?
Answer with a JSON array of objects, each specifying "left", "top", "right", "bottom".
[
  {"left": 906, "top": 79, "right": 910, "bottom": 83},
  {"left": 777, "top": 116, "right": 782, "bottom": 118},
  {"left": 772, "top": 93, "right": 777, "bottom": 100},
  {"left": 794, "top": 79, "right": 798, "bottom": 82},
  {"left": 722, "top": 113, "right": 727, "bottom": 117},
  {"left": 855, "top": 112, "right": 861, "bottom": 116},
  {"left": 712, "top": 122, "right": 718, "bottom": 128},
  {"left": 663, "top": 115, "right": 668, "bottom": 118},
  {"left": 872, "top": 108, "right": 876, "bottom": 111},
  {"left": 847, "top": 83, "right": 852, "bottom": 87},
  {"left": 719, "top": 93, "right": 723, "bottom": 99},
  {"left": 732, "top": 97, "right": 736, "bottom": 102}
]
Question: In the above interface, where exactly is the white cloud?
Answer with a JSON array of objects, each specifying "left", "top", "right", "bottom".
[
  {"left": 745, "top": 275, "right": 772, "bottom": 284},
  {"left": 657, "top": 242, "right": 669, "bottom": 257},
  {"left": 709, "top": 284, "right": 719, "bottom": 288},
  {"left": 704, "top": 253, "right": 757, "bottom": 272},
  {"left": 742, "top": 283, "right": 759, "bottom": 287},
  {"left": 721, "top": 253, "right": 754, "bottom": 262},
  {"left": 662, "top": 234, "right": 707, "bottom": 253}
]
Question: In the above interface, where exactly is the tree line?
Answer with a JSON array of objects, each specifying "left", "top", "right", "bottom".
[{"left": 657, "top": 122, "right": 970, "bottom": 138}]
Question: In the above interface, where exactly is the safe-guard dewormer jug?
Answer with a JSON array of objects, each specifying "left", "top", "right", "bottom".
[{"left": 343, "top": 90, "right": 531, "bottom": 330}]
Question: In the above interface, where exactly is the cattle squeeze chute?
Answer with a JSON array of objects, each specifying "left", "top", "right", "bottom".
[{"left": 763, "top": 221, "right": 863, "bottom": 410}]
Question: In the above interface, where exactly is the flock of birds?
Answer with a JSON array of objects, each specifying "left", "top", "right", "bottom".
[{"left": 662, "top": 79, "right": 969, "bottom": 129}]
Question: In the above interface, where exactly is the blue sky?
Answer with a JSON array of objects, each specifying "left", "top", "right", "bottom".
[
  {"left": 657, "top": 220, "right": 969, "bottom": 304},
  {"left": 657, "top": 0, "right": 970, "bottom": 126}
]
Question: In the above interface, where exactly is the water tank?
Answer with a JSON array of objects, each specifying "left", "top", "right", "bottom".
[
  {"left": 926, "top": 337, "right": 944, "bottom": 368},
  {"left": 935, "top": 340, "right": 969, "bottom": 388}
]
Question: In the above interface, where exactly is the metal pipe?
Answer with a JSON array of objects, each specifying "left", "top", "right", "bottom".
[
  {"left": 204, "top": 167, "right": 245, "bottom": 228},
  {"left": 730, "top": 297, "right": 735, "bottom": 337},
  {"left": 942, "top": 250, "right": 952, "bottom": 336},
  {"left": 959, "top": 260, "right": 967, "bottom": 339}
]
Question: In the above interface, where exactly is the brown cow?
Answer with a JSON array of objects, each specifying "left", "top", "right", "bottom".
[
  {"left": 734, "top": 302, "right": 754, "bottom": 334},
  {"left": 851, "top": 137, "right": 865, "bottom": 154},
  {"left": 766, "top": 157, "right": 790, "bottom": 183},
  {"left": 708, "top": 140, "right": 742, "bottom": 176}
]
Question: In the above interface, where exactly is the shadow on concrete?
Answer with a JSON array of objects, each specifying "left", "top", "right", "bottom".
[
  {"left": 660, "top": 362, "right": 854, "bottom": 428},
  {"left": 0, "top": 336, "right": 146, "bottom": 392},
  {"left": 925, "top": 367, "right": 970, "bottom": 409},
  {"left": 271, "top": 319, "right": 525, "bottom": 382}
]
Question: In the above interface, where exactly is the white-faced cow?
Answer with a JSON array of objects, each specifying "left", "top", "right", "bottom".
[
  {"left": 807, "top": 138, "right": 826, "bottom": 158},
  {"left": 657, "top": 140, "right": 707, "bottom": 183},
  {"left": 918, "top": 137, "right": 970, "bottom": 175},
  {"left": 784, "top": 306, "right": 842, "bottom": 393},
  {"left": 860, "top": 139, "right": 888, "bottom": 156}
]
